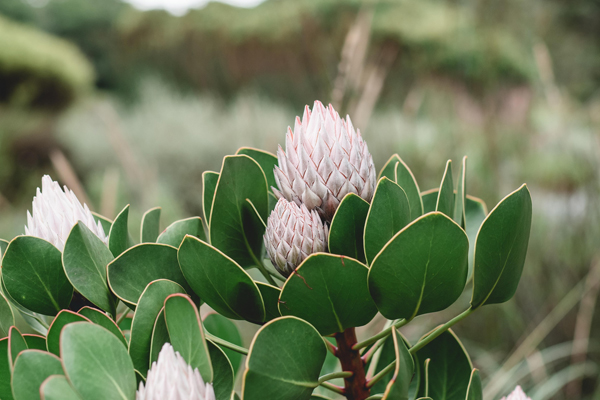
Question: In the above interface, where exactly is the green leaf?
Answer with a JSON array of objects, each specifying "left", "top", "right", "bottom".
[
  {"left": 415, "top": 329, "right": 472, "bottom": 400},
  {"left": 207, "top": 340, "right": 234, "bottom": 400},
  {"left": 364, "top": 177, "right": 411, "bottom": 265},
  {"left": 236, "top": 147, "right": 278, "bottom": 193},
  {"left": 78, "top": 307, "right": 127, "bottom": 347},
  {"left": 369, "top": 334, "right": 398, "bottom": 394},
  {"left": 209, "top": 155, "right": 268, "bottom": 268},
  {"left": 0, "top": 292, "right": 14, "bottom": 338},
  {"left": 395, "top": 157, "right": 424, "bottom": 221},
  {"left": 328, "top": 193, "right": 370, "bottom": 263},
  {"left": 378, "top": 154, "right": 401, "bottom": 181},
  {"left": 381, "top": 330, "right": 414, "bottom": 400},
  {"left": 436, "top": 160, "right": 454, "bottom": 218},
  {"left": 46, "top": 310, "right": 89, "bottom": 356},
  {"left": 2, "top": 236, "right": 73, "bottom": 316},
  {"left": 204, "top": 313, "right": 244, "bottom": 375},
  {"left": 453, "top": 157, "right": 467, "bottom": 228},
  {"left": 129, "top": 279, "right": 186, "bottom": 377},
  {"left": 465, "top": 369, "right": 483, "bottom": 400},
  {"left": 471, "top": 185, "right": 532, "bottom": 308},
  {"left": 149, "top": 308, "right": 169, "bottom": 365},
  {"left": 164, "top": 294, "right": 213, "bottom": 383},
  {"left": 0, "top": 239, "right": 8, "bottom": 259},
  {"left": 0, "top": 338, "right": 13, "bottom": 400},
  {"left": 109, "top": 205, "right": 131, "bottom": 257},
  {"left": 465, "top": 196, "right": 487, "bottom": 279},
  {"left": 178, "top": 236, "right": 265, "bottom": 323},
  {"left": 140, "top": 207, "right": 161, "bottom": 243},
  {"left": 156, "top": 217, "right": 205, "bottom": 248},
  {"left": 255, "top": 282, "right": 281, "bottom": 323},
  {"left": 107, "top": 244, "right": 193, "bottom": 307},
  {"left": 202, "top": 171, "right": 219, "bottom": 225},
  {"left": 368, "top": 212, "right": 469, "bottom": 320},
  {"left": 92, "top": 212, "right": 113, "bottom": 235},
  {"left": 63, "top": 222, "right": 117, "bottom": 317},
  {"left": 12, "top": 350, "right": 64, "bottom": 400},
  {"left": 279, "top": 254, "right": 377, "bottom": 336},
  {"left": 242, "top": 316, "right": 326, "bottom": 400},
  {"left": 40, "top": 375, "right": 82, "bottom": 400},
  {"left": 421, "top": 189, "right": 438, "bottom": 214},
  {"left": 9, "top": 327, "right": 28, "bottom": 369},
  {"left": 61, "top": 322, "right": 136, "bottom": 400},
  {"left": 23, "top": 335, "right": 46, "bottom": 351}
]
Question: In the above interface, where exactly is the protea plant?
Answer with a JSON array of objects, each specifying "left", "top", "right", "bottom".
[{"left": 501, "top": 386, "right": 532, "bottom": 400}]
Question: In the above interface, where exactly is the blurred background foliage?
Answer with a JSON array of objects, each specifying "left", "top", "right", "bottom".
[{"left": 0, "top": 0, "right": 599, "bottom": 399}]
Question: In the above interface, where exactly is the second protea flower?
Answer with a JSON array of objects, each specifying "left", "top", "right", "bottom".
[
  {"left": 273, "top": 100, "right": 376, "bottom": 221},
  {"left": 25, "top": 175, "right": 108, "bottom": 251},
  {"left": 137, "top": 343, "right": 215, "bottom": 400},
  {"left": 500, "top": 386, "right": 531, "bottom": 400},
  {"left": 264, "top": 198, "right": 328, "bottom": 277}
]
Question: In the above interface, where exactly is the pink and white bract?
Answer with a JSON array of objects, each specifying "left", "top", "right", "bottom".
[
  {"left": 24, "top": 175, "right": 108, "bottom": 251},
  {"left": 273, "top": 100, "right": 376, "bottom": 221},
  {"left": 500, "top": 385, "right": 531, "bottom": 400}
]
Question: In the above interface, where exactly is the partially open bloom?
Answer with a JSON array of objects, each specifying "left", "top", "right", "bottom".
[
  {"left": 500, "top": 386, "right": 531, "bottom": 400},
  {"left": 264, "top": 198, "right": 328, "bottom": 277},
  {"left": 137, "top": 343, "right": 215, "bottom": 400},
  {"left": 25, "top": 175, "right": 107, "bottom": 251},
  {"left": 273, "top": 100, "right": 376, "bottom": 221}
]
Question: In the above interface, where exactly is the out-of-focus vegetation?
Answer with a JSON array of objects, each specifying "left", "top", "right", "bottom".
[{"left": 1, "top": 0, "right": 599, "bottom": 399}]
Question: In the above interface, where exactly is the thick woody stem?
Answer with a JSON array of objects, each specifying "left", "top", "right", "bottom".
[{"left": 335, "top": 328, "right": 370, "bottom": 400}]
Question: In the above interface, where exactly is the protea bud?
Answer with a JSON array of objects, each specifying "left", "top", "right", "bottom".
[
  {"left": 273, "top": 100, "right": 376, "bottom": 221},
  {"left": 24, "top": 175, "right": 108, "bottom": 251},
  {"left": 500, "top": 386, "right": 531, "bottom": 400},
  {"left": 137, "top": 343, "right": 215, "bottom": 400},
  {"left": 264, "top": 198, "right": 328, "bottom": 277}
]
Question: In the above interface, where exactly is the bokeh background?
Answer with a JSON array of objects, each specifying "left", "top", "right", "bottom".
[{"left": 0, "top": 0, "right": 599, "bottom": 398}]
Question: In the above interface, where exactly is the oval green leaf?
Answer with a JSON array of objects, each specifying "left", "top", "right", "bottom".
[
  {"left": 0, "top": 338, "right": 13, "bottom": 400},
  {"left": 178, "top": 236, "right": 265, "bottom": 323},
  {"left": 2, "top": 236, "right": 73, "bottom": 316},
  {"left": 378, "top": 154, "right": 401, "bottom": 181},
  {"left": 209, "top": 155, "right": 268, "bottom": 268},
  {"left": 128, "top": 279, "right": 186, "bottom": 377},
  {"left": 92, "top": 212, "right": 113, "bottom": 235},
  {"left": 453, "top": 156, "right": 467, "bottom": 228},
  {"left": 108, "top": 205, "right": 131, "bottom": 257},
  {"left": 149, "top": 308, "right": 169, "bottom": 365},
  {"left": 364, "top": 177, "right": 411, "bottom": 265},
  {"left": 421, "top": 189, "right": 438, "bottom": 214},
  {"left": 279, "top": 254, "right": 377, "bottom": 336},
  {"left": 368, "top": 212, "right": 469, "bottom": 320},
  {"left": 202, "top": 171, "right": 219, "bottom": 225},
  {"left": 242, "top": 316, "right": 326, "bottom": 400},
  {"left": 9, "top": 326, "right": 27, "bottom": 369},
  {"left": 23, "top": 335, "right": 46, "bottom": 351},
  {"left": 381, "top": 330, "right": 414, "bottom": 400},
  {"left": 395, "top": 157, "right": 424, "bottom": 221},
  {"left": 107, "top": 243, "right": 193, "bottom": 307},
  {"left": 207, "top": 340, "right": 234, "bottom": 400},
  {"left": 78, "top": 307, "right": 127, "bottom": 347},
  {"left": 255, "top": 282, "right": 281, "bottom": 323},
  {"left": 63, "top": 222, "right": 117, "bottom": 317},
  {"left": 236, "top": 147, "right": 278, "bottom": 193},
  {"left": 328, "top": 193, "right": 370, "bottom": 263},
  {"left": 436, "top": 160, "right": 454, "bottom": 218},
  {"left": 466, "top": 369, "right": 483, "bottom": 400},
  {"left": 61, "top": 322, "right": 136, "bottom": 400},
  {"left": 465, "top": 196, "right": 487, "bottom": 279},
  {"left": 204, "top": 313, "right": 244, "bottom": 374},
  {"left": 164, "top": 294, "right": 213, "bottom": 383},
  {"left": 0, "top": 292, "right": 14, "bottom": 338},
  {"left": 40, "top": 375, "right": 82, "bottom": 400},
  {"left": 471, "top": 185, "right": 532, "bottom": 308},
  {"left": 140, "top": 207, "right": 161, "bottom": 243},
  {"left": 12, "top": 350, "right": 64, "bottom": 400},
  {"left": 0, "top": 239, "right": 8, "bottom": 260},
  {"left": 46, "top": 310, "right": 89, "bottom": 356},
  {"left": 156, "top": 217, "right": 205, "bottom": 248}
]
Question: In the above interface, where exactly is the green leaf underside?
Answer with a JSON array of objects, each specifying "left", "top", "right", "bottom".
[
  {"left": 0, "top": 293, "right": 14, "bottom": 338},
  {"left": 378, "top": 155, "right": 401, "bottom": 181},
  {"left": 140, "top": 207, "right": 161, "bottom": 243},
  {"left": 209, "top": 155, "right": 268, "bottom": 268},
  {"left": 129, "top": 279, "right": 186, "bottom": 377},
  {"left": 108, "top": 243, "right": 193, "bottom": 307},
  {"left": 9, "top": 327, "right": 28, "bottom": 369},
  {"left": 395, "top": 158, "right": 424, "bottom": 221},
  {"left": 207, "top": 340, "right": 235, "bottom": 400},
  {"left": 368, "top": 212, "right": 469, "bottom": 320},
  {"left": 328, "top": 193, "right": 370, "bottom": 263},
  {"left": 466, "top": 369, "right": 483, "bottom": 400},
  {"left": 2, "top": 236, "right": 73, "bottom": 316},
  {"left": 78, "top": 307, "right": 127, "bottom": 347},
  {"left": 204, "top": 313, "right": 244, "bottom": 374},
  {"left": 63, "top": 222, "right": 117, "bottom": 316},
  {"left": 164, "top": 294, "right": 213, "bottom": 383},
  {"left": 156, "top": 217, "right": 206, "bottom": 248},
  {"left": 40, "top": 375, "right": 82, "bottom": 400},
  {"left": 382, "top": 330, "right": 414, "bottom": 400},
  {"left": 178, "top": 236, "right": 265, "bottom": 323},
  {"left": 279, "top": 254, "right": 377, "bottom": 336},
  {"left": 23, "top": 335, "right": 46, "bottom": 351},
  {"left": 364, "top": 177, "right": 411, "bottom": 265},
  {"left": 47, "top": 310, "right": 89, "bottom": 356},
  {"left": 465, "top": 197, "right": 487, "bottom": 279},
  {"left": 61, "top": 322, "right": 136, "bottom": 400},
  {"left": 108, "top": 205, "right": 130, "bottom": 257},
  {"left": 236, "top": 147, "right": 278, "bottom": 193},
  {"left": 453, "top": 157, "right": 467, "bottom": 228},
  {"left": 149, "top": 308, "right": 169, "bottom": 366},
  {"left": 202, "top": 171, "right": 219, "bottom": 226},
  {"left": 471, "top": 185, "right": 532, "bottom": 308},
  {"left": 242, "top": 317, "right": 326, "bottom": 400},
  {"left": 415, "top": 329, "right": 472, "bottom": 400},
  {"left": 12, "top": 350, "right": 64, "bottom": 400},
  {"left": 436, "top": 160, "right": 454, "bottom": 218}
]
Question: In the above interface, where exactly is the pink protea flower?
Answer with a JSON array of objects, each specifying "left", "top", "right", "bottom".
[
  {"left": 500, "top": 385, "right": 531, "bottom": 400},
  {"left": 273, "top": 100, "right": 376, "bottom": 221}
]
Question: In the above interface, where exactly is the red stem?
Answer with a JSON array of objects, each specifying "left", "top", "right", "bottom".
[{"left": 334, "top": 328, "right": 370, "bottom": 400}]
